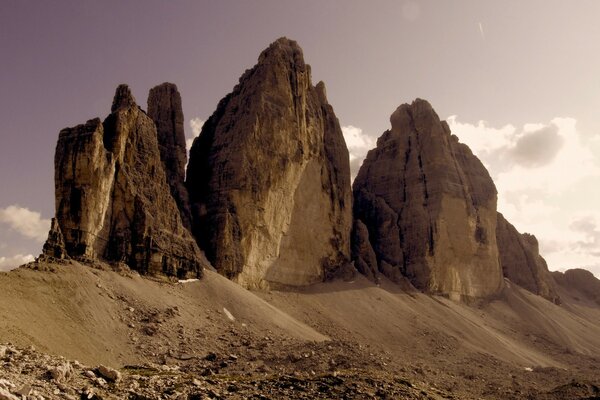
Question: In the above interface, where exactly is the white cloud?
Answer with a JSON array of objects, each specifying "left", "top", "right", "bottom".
[
  {"left": 342, "top": 125, "right": 376, "bottom": 181},
  {"left": 187, "top": 118, "right": 205, "bottom": 150},
  {"left": 0, "top": 205, "right": 50, "bottom": 242},
  {"left": 448, "top": 116, "right": 600, "bottom": 276},
  {"left": 0, "top": 253, "right": 35, "bottom": 271}
]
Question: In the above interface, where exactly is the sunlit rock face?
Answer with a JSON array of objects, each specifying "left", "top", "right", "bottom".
[
  {"left": 496, "top": 213, "right": 560, "bottom": 303},
  {"left": 186, "top": 37, "right": 352, "bottom": 289},
  {"left": 45, "top": 85, "right": 205, "bottom": 278},
  {"left": 352, "top": 99, "right": 504, "bottom": 300}
]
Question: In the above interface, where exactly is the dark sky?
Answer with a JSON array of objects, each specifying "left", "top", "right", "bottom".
[{"left": 2, "top": 0, "right": 600, "bottom": 273}]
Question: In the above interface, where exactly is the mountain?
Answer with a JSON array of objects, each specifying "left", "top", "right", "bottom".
[
  {"left": 352, "top": 99, "right": 503, "bottom": 300},
  {"left": 496, "top": 212, "right": 560, "bottom": 303},
  {"left": 43, "top": 84, "right": 205, "bottom": 278},
  {"left": 186, "top": 38, "right": 352, "bottom": 289}
]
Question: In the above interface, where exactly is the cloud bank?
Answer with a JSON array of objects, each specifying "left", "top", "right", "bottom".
[
  {"left": 0, "top": 253, "right": 35, "bottom": 271},
  {"left": 448, "top": 116, "right": 600, "bottom": 277},
  {"left": 0, "top": 205, "right": 50, "bottom": 242},
  {"left": 341, "top": 125, "right": 376, "bottom": 181},
  {"left": 187, "top": 118, "right": 205, "bottom": 150}
]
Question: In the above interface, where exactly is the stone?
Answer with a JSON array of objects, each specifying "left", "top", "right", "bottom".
[
  {"left": 48, "top": 362, "right": 74, "bottom": 383},
  {"left": 44, "top": 84, "right": 206, "bottom": 278},
  {"left": 147, "top": 83, "right": 192, "bottom": 229},
  {"left": 496, "top": 213, "right": 560, "bottom": 303},
  {"left": 97, "top": 365, "right": 121, "bottom": 383},
  {"left": 350, "top": 220, "right": 378, "bottom": 282},
  {"left": 0, "top": 388, "right": 18, "bottom": 400},
  {"left": 553, "top": 268, "right": 600, "bottom": 305},
  {"left": 352, "top": 99, "right": 504, "bottom": 300},
  {"left": 186, "top": 37, "right": 352, "bottom": 288}
]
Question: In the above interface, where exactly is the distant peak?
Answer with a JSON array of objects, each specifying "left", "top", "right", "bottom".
[
  {"left": 258, "top": 37, "right": 305, "bottom": 67},
  {"left": 149, "top": 82, "right": 179, "bottom": 95},
  {"left": 390, "top": 98, "right": 436, "bottom": 130},
  {"left": 111, "top": 84, "right": 137, "bottom": 112}
]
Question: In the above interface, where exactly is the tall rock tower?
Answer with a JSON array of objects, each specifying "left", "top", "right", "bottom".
[
  {"left": 352, "top": 99, "right": 504, "bottom": 300},
  {"left": 186, "top": 38, "right": 352, "bottom": 289},
  {"left": 44, "top": 85, "right": 205, "bottom": 278}
]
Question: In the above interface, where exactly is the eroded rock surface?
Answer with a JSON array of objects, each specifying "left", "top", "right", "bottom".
[
  {"left": 553, "top": 268, "right": 600, "bottom": 305},
  {"left": 496, "top": 213, "right": 560, "bottom": 303},
  {"left": 186, "top": 37, "right": 352, "bottom": 288},
  {"left": 352, "top": 99, "right": 503, "bottom": 300},
  {"left": 45, "top": 85, "right": 204, "bottom": 278},
  {"left": 147, "top": 82, "right": 192, "bottom": 229}
]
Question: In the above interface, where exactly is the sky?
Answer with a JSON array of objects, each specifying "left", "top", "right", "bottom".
[{"left": 1, "top": 0, "right": 600, "bottom": 276}]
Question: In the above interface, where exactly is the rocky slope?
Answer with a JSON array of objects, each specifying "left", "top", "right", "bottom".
[
  {"left": 44, "top": 85, "right": 205, "bottom": 278},
  {"left": 496, "top": 213, "right": 560, "bottom": 303},
  {"left": 186, "top": 37, "right": 352, "bottom": 289},
  {"left": 553, "top": 268, "right": 600, "bottom": 305},
  {"left": 352, "top": 99, "right": 504, "bottom": 300}
]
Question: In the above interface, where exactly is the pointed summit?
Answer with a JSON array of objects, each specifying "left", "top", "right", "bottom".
[
  {"left": 353, "top": 99, "right": 503, "bottom": 300},
  {"left": 186, "top": 38, "right": 352, "bottom": 289},
  {"left": 111, "top": 84, "right": 137, "bottom": 112}
]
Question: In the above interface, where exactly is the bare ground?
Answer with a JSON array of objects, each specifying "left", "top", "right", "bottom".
[{"left": 0, "top": 260, "right": 599, "bottom": 399}]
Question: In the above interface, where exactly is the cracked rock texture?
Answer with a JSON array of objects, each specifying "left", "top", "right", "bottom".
[
  {"left": 496, "top": 213, "right": 560, "bottom": 303},
  {"left": 147, "top": 82, "right": 192, "bottom": 229},
  {"left": 352, "top": 99, "right": 504, "bottom": 300},
  {"left": 45, "top": 85, "right": 204, "bottom": 278},
  {"left": 186, "top": 37, "right": 352, "bottom": 288}
]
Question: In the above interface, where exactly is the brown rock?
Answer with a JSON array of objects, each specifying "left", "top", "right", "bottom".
[
  {"left": 352, "top": 99, "right": 503, "bottom": 300},
  {"left": 496, "top": 213, "right": 560, "bottom": 303},
  {"left": 147, "top": 83, "right": 192, "bottom": 229},
  {"left": 41, "top": 218, "right": 68, "bottom": 260},
  {"left": 553, "top": 268, "right": 600, "bottom": 305},
  {"left": 186, "top": 38, "right": 352, "bottom": 288},
  {"left": 45, "top": 84, "right": 205, "bottom": 278}
]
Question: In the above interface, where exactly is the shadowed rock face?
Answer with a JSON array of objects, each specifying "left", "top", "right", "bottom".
[
  {"left": 553, "top": 268, "right": 600, "bottom": 305},
  {"left": 186, "top": 37, "right": 352, "bottom": 289},
  {"left": 147, "top": 83, "right": 192, "bottom": 229},
  {"left": 496, "top": 213, "right": 560, "bottom": 303},
  {"left": 352, "top": 99, "right": 504, "bottom": 300},
  {"left": 45, "top": 85, "right": 205, "bottom": 278}
]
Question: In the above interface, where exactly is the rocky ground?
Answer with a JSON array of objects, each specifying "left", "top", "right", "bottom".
[{"left": 1, "top": 263, "right": 600, "bottom": 399}]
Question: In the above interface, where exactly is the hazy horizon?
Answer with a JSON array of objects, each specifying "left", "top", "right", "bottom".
[{"left": 2, "top": 1, "right": 600, "bottom": 277}]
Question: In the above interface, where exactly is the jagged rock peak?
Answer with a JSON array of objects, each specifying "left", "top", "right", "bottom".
[
  {"left": 111, "top": 84, "right": 137, "bottom": 112},
  {"left": 186, "top": 38, "right": 352, "bottom": 289},
  {"left": 496, "top": 212, "right": 560, "bottom": 303},
  {"left": 44, "top": 84, "right": 207, "bottom": 278},
  {"left": 147, "top": 82, "right": 192, "bottom": 229},
  {"left": 352, "top": 99, "right": 504, "bottom": 300}
]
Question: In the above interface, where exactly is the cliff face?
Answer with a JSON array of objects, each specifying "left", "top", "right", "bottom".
[
  {"left": 147, "top": 83, "right": 192, "bottom": 229},
  {"left": 45, "top": 85, "right": 205, "bottom": 278},
  {"left": 352, "top": 99, "right": 504, "bottom": 300},
  {"left": 496, "top": 213, "right": 560, "bottom": 303},
  {"left": 553, "top": 268, "right": 600, "bottom": 305},
  {"left": 186, "top": 37, "right": 352, "bottom": 288}
]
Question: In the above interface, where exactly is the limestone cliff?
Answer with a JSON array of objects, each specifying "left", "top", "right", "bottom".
[
  {"left": 352, "top": 99, "right": 504, "bottom": 300},
  {"left": 45, "top": 85, "right": 205, "bottom": 278},
  {"left": 147, "top": 83, "right": 192, "bottom": 229},
  {"left": 553, "top": 268, "right": 600, "bottom": 305},
  {"left": 496, "top": 213, "right": 560, "bottom": 303},
  {"left": 186, "top": 37, "right": 352, "bottom": 288}
]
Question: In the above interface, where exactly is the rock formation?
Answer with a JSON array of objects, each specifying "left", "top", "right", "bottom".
[
  {"left": 44, "top": 85, "right": 204, "bottom": 278},
  {"left": 147, "top": 83, "right": 192, "bottom": 229},
  {"left": 352, "top": 99, "right": 504, "bottom": 300},
  {"left": 553, "top": 268, "right": 600, "bottom": 305},
  {"left": 186, "top": 37, "right": 352, "bottom": 288},
  {"left": 496, "top": 213, "right": 560, "bottom": 303}
]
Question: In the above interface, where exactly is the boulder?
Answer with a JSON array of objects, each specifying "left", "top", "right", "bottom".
[{"left": 186, "top": 37, "right": 352, "bottom": 288}]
